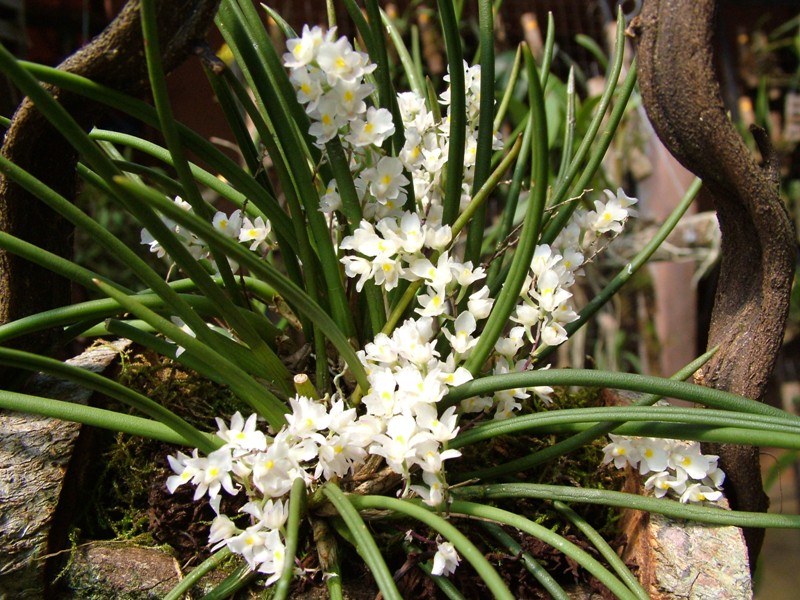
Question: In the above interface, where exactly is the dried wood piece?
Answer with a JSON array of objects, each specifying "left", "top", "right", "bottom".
[
  {"left": 0, "top": 340, "right": 130, "bottom": 596},
  {"left": 634, "top": 0, "right": 795, "bottom": 562}
]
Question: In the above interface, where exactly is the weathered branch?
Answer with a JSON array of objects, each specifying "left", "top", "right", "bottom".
[
  {"left": 634, "top": 0, "right": 796, "bottom": 563},
  {"left": 0, "top": 0, "right": 219, "bottom": 361}
]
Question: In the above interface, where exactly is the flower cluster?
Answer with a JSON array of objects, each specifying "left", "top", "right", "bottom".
[
  {"left": 504, "top": 188, "right": 638, "bottom": 351},
  {"left": 397, "top": 63, "right": 503, "bottom": 217},
  {"left": 602, "top": 434, "right": 725, "bottom": 503},
  {"left": 141, "top": 197, "right": 272, "bottom": 270},
  {"left": 161, "top": 25, "right": 651, "bottom": 587},
  {"left": 284, "top": 24, "right": 391, "bottom": 149},
  {"left": 165, "top": 360, "right": 469, "bottom": 580}
]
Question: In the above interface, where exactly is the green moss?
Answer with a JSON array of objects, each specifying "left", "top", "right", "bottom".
[{"left": 73, "top": 347, "right": 246, "bottom": 543}]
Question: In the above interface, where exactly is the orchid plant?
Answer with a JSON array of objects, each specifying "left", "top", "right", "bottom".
[{"left": 0, "top": 1, "right": 798, "bottom": 598}]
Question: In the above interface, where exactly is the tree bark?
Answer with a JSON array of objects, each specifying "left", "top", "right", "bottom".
[
  {"left": 0, "top": 0, "right": 219, "bottom": 365},
  {"left": 634, "top": 0, "right": 796, "bottom": 564}
]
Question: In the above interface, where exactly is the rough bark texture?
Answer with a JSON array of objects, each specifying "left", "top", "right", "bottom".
[
  {"left": 0, "top": 0, "right": 219, "bottom": 364},
  {"left": 0, "top": 340, "right": 131, "bottom": 598},
  {"left": 634, "top": 0, "right": 796, "bottom": 563},
  {"left": 620, "top": 481, "right": 752, "bottom": 600}
]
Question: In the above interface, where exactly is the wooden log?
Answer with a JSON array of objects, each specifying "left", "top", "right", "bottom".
[{"left": 0, "top": 339, "right": 130, "bottom": 597}]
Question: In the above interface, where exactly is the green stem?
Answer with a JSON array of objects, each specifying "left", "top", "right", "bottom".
[
  {"left": 273, "top": 478, "right": 308, "bottom": 600},
  {"left": 481, "top": 522, "right": 569, "bottom": 600},
  {"left": 381, "top": 8, "right": 426, "bottom": 96},
  {"left": 541, "top": 55, "right": 638, "bottom": 245},
  {"left": 348, "top": 495, "right": 515, "bottom": 600},
  {"left": 437, "top": 0, "right": 466, "bottom": 226},
  {"left": 463, "top": 0, "right": 495, "bottom": 266},
  {"left": 0, "top": 347, "right": 217, "bottom": 452},
  {"left": 321, "top": 484, "right": 402, "bottom": 600},
  {"left": 447, "top": 500, "right": 637, "bottom": 600},
  {"left": 541, "top": 11, "right": 626, "bottom": 223},
  {"left": 446, "top": 369, "right": 798, "bottom": 421},
  {"left": 485, "top": 109, "right": 535, "bottom": 288},
  {"left": 452, "top": 406, "right": 800, "bottom": 450},
  {"left": 463, "top": 45, "right": 548, "bottom": 375},
  {"left": 0, "top": 389, "right": 212, "bottom": 448},
  {"left": 198, "top": 565, "right": 258, "bottom": 600},
  {"left": 453, "top": 483, "right": 800, "bottom": 529},
  {"left": 93, "top": 279, "right": 289, "bottom": 429},
  {"left": 493, "top": 44, "right": 522, "bottom": 133},
  {"left": 553, "top": 501, "right": 649, "bottom": 600},
  {"left": 162, "top": 548, "right": 233, "bottom": 600},
  {"left": 539, "top": 13, "right": 556, "bottom": 87}
]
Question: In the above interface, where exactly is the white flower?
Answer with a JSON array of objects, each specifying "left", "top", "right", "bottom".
[
  {"left": 316, "top": 35, "right": 373, "bottom": 85},
  {"left": 679, "top": 483, "right": 723, "bottom": 504},
  {"left": 467, "top": 285, "right": 494, "bottom": 319},
  {"left": 410, "top": 470, "right": 446, "bottom": 507},
  {"left": 286, "top": 395, "right": 330, "bottom": 438},
  {"left": 424, "top": 224, "right": 453, "bottom": 250},
  {"left": 257, "top": 529, "right": 287, "bottom": 585},
  {"left": 460, "top": 395, "right": 493, "bottom": 413},
  {"left": 396, "top": 212, "right": 425, "bottom": 253},
  {"left": 431, "top": 541, "right": 460, "bottom": 576},
  {"left": 415, "top": 404, "right": 460, "bottom": 443},
  {"left": 340, "top": 255, "right": 372, "bottom": 292},
  {"left": 189, "top": 447, "right": 239, "bottom": 501},
  {"left": 602, "top": 434, "right": 640, "bottom": 469},
  {"left": 208, "top": 513, "right": 237, "bottom": 550},
  {"left": 531, "top": 269, "right": 572, "bottom": 313},
  {"left": 251, "top": 441, "right": 295, "bottom": 498},
  {"left": 409, "top": 252, "right": 455, "bottom": 289},
  {"left": 216, "top": 412, "right": 267, "bottom": 454},
  {"left": 316, "top": 432, "right": 367, "bottom": 479},
  {"left": 345, "top": 107, "right": 395, "bottom": 147},
  {"left": 290, "top": 66, "right": 324, "bottom": 109},
  {"left": 669, "top": 443, "right": 716, "bottom": 480},
  {"left": 369, "top": 413, "right": 432, "bottom": 474},
  {"left": 166, "top": 450, "right": 197, "bottom": 493},
  {"left": 239, "top": 216, "right": 271, "bottom": 251},
  {"left": 415, "top": 286, "right": 448, "bottom": 317},
  {"left": 495, "top": 326, "right": 526, "bottom": 358},
  {"left": 319, "top": 179, "right": 341, "bottom": 213},
  {"left": 213, "top": 209, "right": 242, "bottom": 238},
  {"left": 588, "top": 189, "right": 638, "bottom": 234},
  {"left": 371, "top": 254, "right": 403, "bottom": 290},
  {"left": 283, "top": 24, "right": 325, "bottom": 68},
  {"left": 227, "top": 525, "right": 271, "bottom": 571},
  {"left": 364, "top": 332, "right": 399, "bottom": 365},
  {"left": 530, "top": 244, "right": 560, "bottom": 277},
  {"left": 636, "top": 438, "right": 670, "bottom": 474},
  {"left": 141, "top": 228, "right": 166, "bottom": 258},
  {"left": 645, "top": 469, "right": 688, "bottom": 498},
  {"left": 242, "top": 498, "right": 290, "bottom": 530},
  {"left": 331, "top": 79, "right": 371, "bottom": 119},
  {"left": 308, "top": 96, "right": 348, "bottom": 144},
  {"left": 540, "top": 319, "right": 568, "bottom": 347},
  {"left": 443, "top": 311, "right": 478, "bottom": 356},
  {"left": 362, "top": 156, "right": 408, "bottom": 204},
  {"left": 511, "top": 302, "right": 541, "bottom": 329}
]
